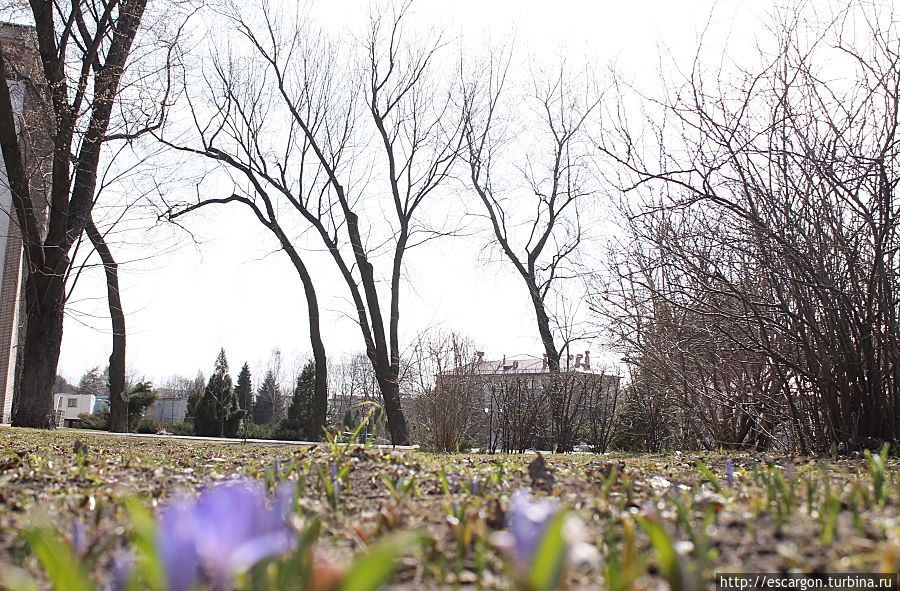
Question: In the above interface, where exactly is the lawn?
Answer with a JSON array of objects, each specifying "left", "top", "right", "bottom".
[{"left": 0, "top": 427, "right": 897, "bottom": 590}]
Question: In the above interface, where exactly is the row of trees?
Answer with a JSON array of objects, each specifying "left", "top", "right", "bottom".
[
  {"left": 181, "top": 350, "right": 318, "bottom": 440},
  {"left": 65, "top": 348, "right": 382, "bottom": 441},
  {"left": 3, "top": 1, "right": 897, "bottom": 451},
  {"left": 156, "top": 3, "right": 607, "bottom": 446}
]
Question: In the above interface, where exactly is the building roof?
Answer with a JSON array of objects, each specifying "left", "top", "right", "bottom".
[
  {"left": 466, "top": 357, "right": 548, "bottom": 375},
  {"left": 154, "top": 388, "right": 187, "bottom": 400},
  {"left": 443, "top": 352, "right": 613, "bottom": 376}
]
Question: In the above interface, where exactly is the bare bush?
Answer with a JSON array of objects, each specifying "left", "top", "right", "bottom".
[
  {"left": 485, "top": 376, "right": 547, "bottom": 454},
  {"left": 596, "top": 3, "right": 900, "bottom": 452},
  {"left": 406, "top": 331, "right": 481, "bottom": 452}
]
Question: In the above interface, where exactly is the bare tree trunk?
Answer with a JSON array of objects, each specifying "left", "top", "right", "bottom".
[
  {"left": 11, "top": 273, "right": 64, "bottom": 427},
  {"left": 169, "top": 195, "right": 329, "bottom": 440},
  {"left": 1, "top": 0, "right": 149, "bottom": 428},
  {"left": 276, "top": 230, "right": 327, "bottom": 441},
  {"left": 84, "top": 217, "right": 127, "bottom": 432}
]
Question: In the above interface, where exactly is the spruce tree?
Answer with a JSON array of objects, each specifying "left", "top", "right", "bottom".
[
  {"left": 235, "top": 363, "right": 253, "bottom": 411},
  {"left": 252, "top": 369, "right": 279, "bottom": 425},
  {"left": 194, "top": 350, "right": 245, "bottom": 437},
  {"left": 275, "top": 360, "right": 317, "bottom": 440},
  {"left": 184, "top": 372, "right": 205, "bottom": 425},
  {"left": 77, "top": 367, "right": 106, "bottom": 397}
]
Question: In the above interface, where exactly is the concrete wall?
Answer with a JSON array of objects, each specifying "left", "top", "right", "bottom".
[{"left": 152, "top": 398, "right": 188, "bottom": 424}]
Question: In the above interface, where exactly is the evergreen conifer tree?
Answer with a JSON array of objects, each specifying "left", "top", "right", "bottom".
[
  {"left": 275, "top": 360, "right": 317, "bottom": 440},
  {"left": 126, "top": 381, "right": 158, "bottom": 432},
  {"left": 235, "top": 363, "right": 253, "bottom": 411},
  {"left": 252, "top": 369, "right": 279, "bottom": 425},
  {"left": 184, "top": 372, "right": 205, "bottom": 425},
  {"left": 194, "top": 350, "right": 245, "bottom": 437}
]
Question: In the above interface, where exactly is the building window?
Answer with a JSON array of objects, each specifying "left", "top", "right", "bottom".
[{"left": 68, "top": 398, "right": 78, "bottom": 408}]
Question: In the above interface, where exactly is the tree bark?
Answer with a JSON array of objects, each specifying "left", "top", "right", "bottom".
[
  {"left": 11, "top": 272, "right": 65, "bottom": 427},
  {"left": 276, "top": 229, "right": 327, "bottom": 441},
  {"left": 84, "top": 217, "right": 127, "bottom": 432},
  {"left": 375, "top": 374, "right": 409, "bottom": 445}
]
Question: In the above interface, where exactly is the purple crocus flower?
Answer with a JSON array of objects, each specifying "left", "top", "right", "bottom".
[
  {"left": 505, "top": 489, "right": 559, "bottom": 568},
  {"left": 493, "top": 489, "right": 598, "bottom": 578},
  {"left": 449, "top": 473, "right": 459, "bottom": 494},
  {"left": 274, "top": 457, "right": 282, "bottom": 479},
  {"left": 156, "top": 479, "right": 297, "bottom": 591},
  {"left": 329, "top": 463, "right": 341, "bottom": 499},
  {"left": 71, "top": 517, "right": 87, "bottom": 558},
  {"left": 470, "top": 479, "right": 480, "bottom": 497},
  {"left": 725, "top": 458, "right": 735, "bottom": 485}
]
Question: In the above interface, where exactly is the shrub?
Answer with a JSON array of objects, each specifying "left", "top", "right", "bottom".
[
  {"left": 134, "top": 418, "right": 159, "bottom": 434},
  {"left": 77, "top": 410, "right": 109, "bottom": 430},
  {"left": 167, "top": 422, "right": 195, "bottom": 436},
  {"left": 242, "top": 422, "right": 277, "bottom": 440}
]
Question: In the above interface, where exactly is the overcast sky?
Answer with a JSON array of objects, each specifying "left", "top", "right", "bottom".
[{"left": 55, "top": 0, "right": 784, "bottom": 385}]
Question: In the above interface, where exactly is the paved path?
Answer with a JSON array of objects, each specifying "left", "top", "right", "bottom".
[{"left": 0, "top": 424, "right": 418, "bottom": 450}]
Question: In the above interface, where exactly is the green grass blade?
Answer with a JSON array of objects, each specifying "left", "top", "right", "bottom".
[
  {"left": 25, "top": 527, "right": 93, "bottom": 591},
  {"left": 695, "top": 460, "right": 722, "bottom": 495},
  {"left": 337, "top": 531, "right": 426, "bottom": 591},
  {"left": 636, "top": 515, "right": 686, "bottom": 591},
  {"left": 526, "top": 510, "right": 569, "bottom": 591}
]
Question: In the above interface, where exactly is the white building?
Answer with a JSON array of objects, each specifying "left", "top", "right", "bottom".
[{"left": 52, "top": 392, "right": 101, "bottom": 428}]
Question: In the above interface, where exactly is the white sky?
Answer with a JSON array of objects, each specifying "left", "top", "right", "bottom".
[{"left": 55, "top": 0, "right": 783, "bottom": 385}]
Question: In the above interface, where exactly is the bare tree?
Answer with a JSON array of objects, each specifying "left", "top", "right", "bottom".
[
  {"left": 462, "top": 53, "right": 602, "bottom": 372},
  {"left": 329, "top": 352, "right": 381, "bottom": 429},
  {"left": 543, "top": 365, "right": 621, "bottom": 453},
  {"left": 0, "top": 0, "right": 157, "bottom": 428},
  {"left": 163, "top": 3, "right": 462, "bottom": 444},
  {"left": 596, "top": 2, "right": 900, "bottom": 451},
  {"left": 573, "top": 367, "right": 622, "bottom": 452}
]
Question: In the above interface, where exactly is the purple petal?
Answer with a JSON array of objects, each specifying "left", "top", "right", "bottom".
[
  {"left": 272, "top": 481, "right": 296, "bottom": 523},
  {"left": 155, "top": 479, "right": 299, "bottom": 591},
  {"left": 192, "top": 480, "right": 268, "bottom": 583},
  {"left": 507, "top": 489, "right": 559, "bottom": 567},
  {"left": 72, "top": 518, "right": 87, "bottom": 557},
  {"left": 156, "top": 498, "right": 200, "bottom": 591},
  {"left": 230, "top": 530, "right": 297, "bottom": 572},
  {"left": 725, "top": 458, "right": 735, "bottom": 485}
]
